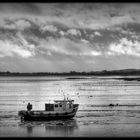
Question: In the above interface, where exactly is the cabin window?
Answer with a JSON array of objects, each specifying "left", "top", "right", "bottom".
[
  {"left": 59, "top": 104, "right": 62, "bottom": 107},
  {"left": 55, "top": 104, "right": 58, "bottom": 108}
]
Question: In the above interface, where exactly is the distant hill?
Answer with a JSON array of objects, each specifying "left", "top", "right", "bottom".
[{"left": 1, "top": 69, "right": 140, "bottom": 76}]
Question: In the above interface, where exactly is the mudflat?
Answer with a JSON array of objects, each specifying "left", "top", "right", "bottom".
[{"left": 0, "top": 76, "right": 140, "bottom": 137}]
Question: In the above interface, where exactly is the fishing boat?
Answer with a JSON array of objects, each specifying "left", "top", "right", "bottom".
[{"left": 18, "top": 98, "right": 79, "bottom": 121}]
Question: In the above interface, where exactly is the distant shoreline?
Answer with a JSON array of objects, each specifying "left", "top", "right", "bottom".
[{"left": 1, "top": 69, "right": 140, "bottom": 77}]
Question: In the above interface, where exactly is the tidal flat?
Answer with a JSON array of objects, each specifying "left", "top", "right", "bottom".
[{"left": 0, "top": 76, "right": 140, "bottom": 137}]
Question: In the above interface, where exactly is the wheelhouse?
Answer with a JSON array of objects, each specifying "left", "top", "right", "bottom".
[{"left": 45, "top": 99, "right": 74, "bottom": 111}]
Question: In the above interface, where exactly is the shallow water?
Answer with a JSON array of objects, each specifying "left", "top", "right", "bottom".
[{"left": 0, "top": 76, "right": 140, "bottom": 137}]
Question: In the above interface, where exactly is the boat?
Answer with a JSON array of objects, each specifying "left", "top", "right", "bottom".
[{"left": 18, "top": 98, "right": 79, "bottom": 121}]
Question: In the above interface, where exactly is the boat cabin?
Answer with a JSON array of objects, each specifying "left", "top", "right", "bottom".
[{"left": 45, "top": 100, "right": 74, "bottom": 112}]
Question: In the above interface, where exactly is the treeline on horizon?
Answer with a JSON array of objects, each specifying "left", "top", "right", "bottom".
[{"left": 1, "top": 69, "right": 140, "bottom": 76}]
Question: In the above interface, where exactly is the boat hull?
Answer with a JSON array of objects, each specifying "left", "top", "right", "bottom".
[{"left": 23, "top": 113, "right": 76, "bottom": 121}]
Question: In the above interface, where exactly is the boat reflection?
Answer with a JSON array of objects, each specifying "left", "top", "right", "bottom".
[
  {"left": 26, "top": 125, "right": 33, "bottom": 135},
  {"left": 45, "top": 119, "right": 78, "bottom": 136},
  {"left": 18, "top": 119, "right": 78, "bottom": 137}
]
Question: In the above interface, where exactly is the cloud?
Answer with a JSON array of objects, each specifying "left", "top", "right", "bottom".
[
  {"left": 0, "top": 3, "right": 41, "bottom": 15},
  {"left": 67, "top": 29, "right": 81, "bottom": 36},
  {"left": 0, "top": 40, "right": 34, "bottom": 58},
  {"left": 15, "top": 32, "right": 35, "bottom": 50},
  {"left": 89, "top": 34, "right": 95, "bottom": 39},
  {"left": 38, "top": 37, "right": 101, "bottom": 56},
  {"left": 80, "top": 39, "right": 89, "bottom": 44},
  {"left": 0, "top": 18, "right": 31, "bottom": 31},
  {"left": 120, "top": 29, "right": 139, "bottom": 39},
  {"left": 107, "top": 38, "right": 140, "bottom": 57},
  {"left": 94, "top": 31, "right": 102, "bottom": 36},
  {"left": 40, "top": 24, "right": 58, "bottom": 32},
  {"left": 14, "top": 19, "right": 31, "bottom": 30},
  {"left": 1, "top": 3, "right": 140, "bottom": 31},
  {"left": 59, "top": 30, "right": 65, "bottom": 36}
]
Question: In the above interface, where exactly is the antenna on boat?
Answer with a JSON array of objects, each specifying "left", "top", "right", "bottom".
[
  {"left": 66, "top": 93, "right": 70, "bottom": 100},
  {"left": 61, "top": 90, "right": 66, "bottom": 101}
]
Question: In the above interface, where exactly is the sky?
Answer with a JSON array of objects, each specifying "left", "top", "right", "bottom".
[{"left": 0, "top": 3, "right": 140, "bottom": 72}]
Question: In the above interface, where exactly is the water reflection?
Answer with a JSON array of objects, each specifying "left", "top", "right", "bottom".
[
  {"left": 26, "top": 125, "right": 33, "bottom": 135},
  {"left": 45, "top": 119, "right": 78, "bottom": 136},
  {"left": 18, "top": 121, "right": 35, "bottom": 136},
  {"left": 18, "top": 119, "right": 78, "bottom": 137}
]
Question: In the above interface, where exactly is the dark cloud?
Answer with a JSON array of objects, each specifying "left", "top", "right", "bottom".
[
  {"left": 125, "top": 23, "right": 140, "bottom": 32},
  {"left": 0, "top": 3, "right": 41, "bottom": 15},
  {"left": 52, "top": 9, "right": 65, "bottom": 17},
  {"left": 0, "top": 28, "right": 17, "bottom": 41}
]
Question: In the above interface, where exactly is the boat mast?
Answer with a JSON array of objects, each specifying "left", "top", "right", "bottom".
[{"left": 62, "top": 90, "right": 66, "bottom": 101}]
